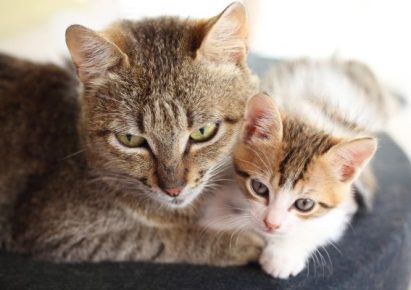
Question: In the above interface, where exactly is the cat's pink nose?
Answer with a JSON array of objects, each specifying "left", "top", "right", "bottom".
[
  {"left": 264, "top": 218, "right": 280, "bottom": 232},
  {"left": 164, "top": 186, "right": 183, "bottom": 197}
]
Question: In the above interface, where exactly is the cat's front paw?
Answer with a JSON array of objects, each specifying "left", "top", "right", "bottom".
[{"left": 260, "top": 245, "right": 306, "bottom": 279}]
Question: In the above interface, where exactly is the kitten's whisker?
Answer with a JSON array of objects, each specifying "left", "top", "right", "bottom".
[
  {"left": 315, "top": 248, "right": 326, "bottom": 276},
  {"left": 346, "top": 220, "right": 356, "bottom": 234},
  {"left": 327, "top": 240, "right": 343, "bottom": 256},
  {"left": 220, "top": 205, "right": 248, "bottom": 212},
  {"left": 311, "top": 251, "right": 319, "bottom": 278},
  {"left": 321, "top": 245, "right": 333, "bottom": 274}
]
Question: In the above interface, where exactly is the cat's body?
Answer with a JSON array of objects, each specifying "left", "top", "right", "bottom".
[
  {"left": 0, "top": 3, "right": 264, "bottom": 264},
  {"left": 0, "top": 54, "right": 79, "bottom": 248},
  {"left": 202, "top": 59, "right": 386, "bottom": 278}
]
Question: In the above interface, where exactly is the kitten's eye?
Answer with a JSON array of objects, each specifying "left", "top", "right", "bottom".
[
  {"left": 294, "top": 198, "right": 315, "bottom": 212},
  {"left": 116, "top": 133, "right": 146, "bottom": 148},
  {"left": 190, "top": 123, "right": 218, "bottom": 142},
  {"left": 251, "top": 179, "right": 269, "bottom": 197}
]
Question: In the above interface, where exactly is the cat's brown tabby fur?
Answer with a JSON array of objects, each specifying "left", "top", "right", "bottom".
[{"left": 0, "top": 3, "right": 263, "bottom": 264}]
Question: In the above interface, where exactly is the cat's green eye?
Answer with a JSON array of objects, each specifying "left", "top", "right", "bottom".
[
  {"left": 251, "top": 179, "right": 269, "bottom": 197},
  {"left": 116, "top": 133, "right": 146, "bottom": 148},
  {"left": 294, "top": 198, "right": 315, "bottom": 212},
  {"left": 190, "top": 123, "right": 218, "bottom": 142}
]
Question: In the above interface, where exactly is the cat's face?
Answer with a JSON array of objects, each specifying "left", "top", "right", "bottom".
[
  {"left": 233, "top": 94, "right": 377, "bottom": 235},
  {"left": 67, "top": 3, "right": 258, "bottom": 207}
]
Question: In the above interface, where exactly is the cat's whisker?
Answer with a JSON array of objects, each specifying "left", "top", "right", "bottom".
[
  {"left": 60, "top": 148, "right": 86, "bottom": 161},
  {"left": 208, "top": 157, "right": 231, "bottom": 174},
  {"left": 233, "top": 225, "right": 248, "bottom": 247},
  {"left": 199, "top": 214, "right": 240, "bottom": 235},
  {"left": 220, "top": 204, "right": 248, "bottom": 213},
  {"left": 234, "top": 157, "right": 265, "bottom": 174},
  {"left": 206, "top": 178, "right": 233, "bottom": 183},
  {"left": 247, "top": 146, "right": 273, "bottom": 175},
  {"left": 260, "top": 149, "right": 274, "bottom": 176},
  {"left": 229, "top": 223, "right": 248, "bottom": 249}
]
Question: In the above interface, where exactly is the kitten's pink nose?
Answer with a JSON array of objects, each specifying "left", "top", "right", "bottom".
[
  {"left": 164, "top": 186, "right": 183, "bottom": 197},
  {"left": 264, "top": 218, "right": 280, "bottom": 232}
]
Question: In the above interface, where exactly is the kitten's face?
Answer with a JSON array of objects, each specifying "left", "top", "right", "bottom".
[
  {"left": 234, "top": 148, "right": 350, "bottom": 235},
  {"left": 233, "top": 94, "right": 377, "bottom": 235},
  {"left": 67, "top": 4, "right": 257, "bottom": 207}
]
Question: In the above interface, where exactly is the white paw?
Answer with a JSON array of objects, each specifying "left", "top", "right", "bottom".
[{"left": 259, "top": 246, "right": 307, "bottom": 279}]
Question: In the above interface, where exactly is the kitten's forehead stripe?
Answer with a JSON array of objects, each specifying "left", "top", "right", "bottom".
[
  {"left": 318, "top": 202, "right": 334, "bottom": 209},
  {"left": 278, "top": 118, "right": 336, "bottom": 187},
  {"left": 233, "top": 166, "right": 250, "bottom": 178}
]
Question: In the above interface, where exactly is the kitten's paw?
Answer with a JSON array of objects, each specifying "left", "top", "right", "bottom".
[{"left": 260, "top": 245, "right": 306, "bottom": 279}]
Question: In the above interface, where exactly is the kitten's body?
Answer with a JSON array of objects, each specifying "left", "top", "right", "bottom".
[
  {"left": 261, "top": 59, "right": 392, "bottom": 136},
  {"left": 0, "top": 3, "right": 264, "bottom": 264},
  {"left": 203, "top": 59, "right": 386, "bottom": 278}
]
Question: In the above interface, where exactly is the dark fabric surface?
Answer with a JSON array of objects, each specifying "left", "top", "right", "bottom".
[{"left": 0, "top": 134, "right": 410, "bottom": 290}]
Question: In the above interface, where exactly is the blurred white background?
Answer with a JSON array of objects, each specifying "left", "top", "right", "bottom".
[
  {"left": 0, "top": 0, "right": 410, "bottom": 158},
  {"left": 0, "top": 1, "right": 410, "bottom": 287}
]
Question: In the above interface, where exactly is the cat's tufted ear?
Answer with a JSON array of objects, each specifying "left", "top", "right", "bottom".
[
  {"left": 197, "top": 2, "right": 248, "bottom": 64},
  {"left": 242, "top": 93, "right": 283, "bottom": 144},
  {"left": 324, "top": 137, "right": 377, "bottom": 183},
  {"left": 66, "top": 24, "right": 129, "bottom": 82}
]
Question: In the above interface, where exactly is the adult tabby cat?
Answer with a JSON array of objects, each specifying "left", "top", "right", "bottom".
[
  {"left": 202, "top": 59, "right": 392, "bottom": 278},
  {"left": 0, "top": 2, "right": 263, "bottom": 264}
]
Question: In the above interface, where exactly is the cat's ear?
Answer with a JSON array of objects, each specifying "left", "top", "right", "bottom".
[
  {"left": 324, "top": 137, "right": 377, "bottom": 183},
  {"left": 197, "top": 2, "right": 248, "bottom": 64},
  {"left": 66, "top": 24, "right": 129, "bottom": 82},
  {"left": 242, "top": 93, "right": 283, "bottom": 144}
]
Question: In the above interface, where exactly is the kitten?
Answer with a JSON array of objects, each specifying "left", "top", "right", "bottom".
[
  {"left": 205, "top": 59, "right": 389, "bottom": 278},
  {"left": 0, "top": 2, "right": 263, "bottom": 264}
]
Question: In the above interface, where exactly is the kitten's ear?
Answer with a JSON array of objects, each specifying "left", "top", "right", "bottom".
[
  {"left": 242, "top": 93, "right": 283, "bottom": 143},
  {"left": 325, "top": 137, "right": 377, "bottom": 183},
  {"left": 66, "top": 24, "right": 129, "bottom": 82},
  {"left": 197, "top": 2, "right": 248, "bottom": 64}
]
